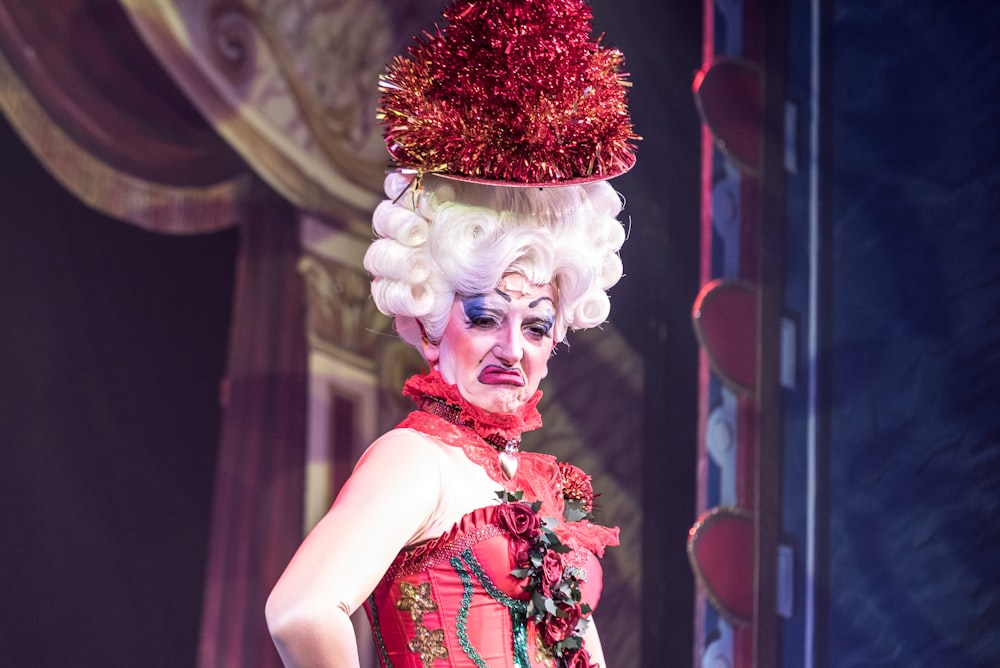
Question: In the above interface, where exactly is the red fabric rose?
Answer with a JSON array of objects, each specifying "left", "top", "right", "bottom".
[
  {"left": 541, "top": 604, "right": 582, "bottom": 646},
  {"left": 510, "top": 538, "right": 533, "bottom": 568},
  {"left": 562, "top": 646, "right": 593, "bottom": 668},
  {"left": 540, "top": 549, "right": 564, "bottom": 596},
  {"left": 497, "top": 502, "right": 541, "bottom": 540}
]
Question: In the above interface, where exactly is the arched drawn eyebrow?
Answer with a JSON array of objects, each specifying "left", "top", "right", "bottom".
[
  {"left": 493, "top": 288, "right": 554, "bottom": 309},
  {"left": 493, "top": 289, "right": 512, "bottom": 302}
]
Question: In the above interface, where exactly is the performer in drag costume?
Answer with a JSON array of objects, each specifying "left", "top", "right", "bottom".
[{"left": 267, "top": 1, "right": 639, "bottom": 666}]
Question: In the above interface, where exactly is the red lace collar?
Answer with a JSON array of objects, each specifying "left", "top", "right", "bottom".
[{"left": 402, "top": 369, "right": 543, "bottom": 443}]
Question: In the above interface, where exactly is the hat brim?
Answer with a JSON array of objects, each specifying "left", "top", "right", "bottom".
[{"left": 395, "top": 152, "right": 636, "bottom": 189}]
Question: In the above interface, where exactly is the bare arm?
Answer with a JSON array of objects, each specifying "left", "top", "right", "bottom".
[
  {"left": 266, "top": 429, "right": 442, "bottom": 667},
  {"left": 584, "top": 616, "right": 608, "bottom": 668}
]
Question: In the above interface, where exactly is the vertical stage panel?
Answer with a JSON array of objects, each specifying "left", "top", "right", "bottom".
[{"left": 691, "top": 0, "right": 789, "bottom": 665}]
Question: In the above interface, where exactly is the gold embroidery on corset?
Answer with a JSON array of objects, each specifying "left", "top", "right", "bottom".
[
  {"left": 395, "top": 581, "right": 439, "bottom": 622},
  {"left": 408, "top": 622, "right": 449, "bottom": 666},
  {"left": 534, "top": 632, "right": 556, "bottom": 666},
  {"left": 396, "top": 581, "right": 448, "bottom": 665}
]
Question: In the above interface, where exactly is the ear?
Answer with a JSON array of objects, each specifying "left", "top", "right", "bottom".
[{"left": 418, "top": 321, "right": 440, "bottom": 366}]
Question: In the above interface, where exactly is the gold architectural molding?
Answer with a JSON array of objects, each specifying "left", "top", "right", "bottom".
[
  {"left": 120, "top": 0, "right": 414, "bottom": 229},
  {"left": 297, "top": 252, "right": 391, "bottom": 365}
]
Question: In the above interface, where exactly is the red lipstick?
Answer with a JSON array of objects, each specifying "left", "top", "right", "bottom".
[{"left": 478, "top": 366, "right": 524, "bottom": 386}]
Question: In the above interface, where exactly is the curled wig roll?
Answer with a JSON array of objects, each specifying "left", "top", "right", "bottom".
[{"left": 364, "top": 172, "right": 627, "bottom": 350}]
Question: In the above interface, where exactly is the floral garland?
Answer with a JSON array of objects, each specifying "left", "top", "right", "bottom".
[{"left": 495, "top": 464, "right": 601, "bottom": 668}]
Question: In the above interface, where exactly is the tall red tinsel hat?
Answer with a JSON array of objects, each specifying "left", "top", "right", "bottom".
[{"left": 378, "top": 0, "right": 639, "bottom": 186}]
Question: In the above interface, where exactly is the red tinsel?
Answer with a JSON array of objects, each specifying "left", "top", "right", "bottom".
[
  {"left": 558, "top": 461, "right": 595, "bottom": 512},
  {"left": 378, "top": 0, "right": 639, "bottom": 185}
]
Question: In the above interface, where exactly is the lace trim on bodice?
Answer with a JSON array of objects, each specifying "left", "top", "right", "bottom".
[{"left": 397, "top": 410, "right": 560, "bottom": 491}]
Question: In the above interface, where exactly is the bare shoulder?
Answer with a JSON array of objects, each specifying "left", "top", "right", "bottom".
[
  {"left": 354, "top": 427, "right": 446, "bottom": 476},
  {"left": 363, "top": 427, "right": 442, "bottom": 455},
  {"left": 333, "top": 427, "right": 445, "bottom": 525}
]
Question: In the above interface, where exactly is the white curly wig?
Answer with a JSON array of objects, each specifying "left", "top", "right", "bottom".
[{"left": 364, "top": 171, "right": 627, "bottom": 350}]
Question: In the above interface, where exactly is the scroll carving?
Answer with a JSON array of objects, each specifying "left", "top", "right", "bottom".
[{"left": 298, "top": 253, "right": 391, "bottom": 361}]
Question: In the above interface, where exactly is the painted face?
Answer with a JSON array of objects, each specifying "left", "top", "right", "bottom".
[{"left": 422, "top": 274, "right": 558, "bottom": 414}]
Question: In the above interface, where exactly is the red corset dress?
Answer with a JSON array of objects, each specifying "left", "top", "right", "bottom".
[
  {"left": 364, "top": 372, "right": 619, "bottom": 668},
  {"left": 364, "top": 504, "right": 610, "bottom": 667}
]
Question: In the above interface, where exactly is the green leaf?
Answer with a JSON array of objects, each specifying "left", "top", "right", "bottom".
[
  {"left": 498, "top": 490, "right": 524, "bottom": 504},
  {"left": 563, "top": 499, "right": 590, "bottom": 522},
  {"left": 550, "top": 541, "right": 571, "bottom": 554},
  {"left": 532, "top": 591, "right": 549, "bottom": 614}
]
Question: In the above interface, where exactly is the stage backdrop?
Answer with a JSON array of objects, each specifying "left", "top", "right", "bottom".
[
  {"left": 0, "top": 1, "right": 702, "bottom": 667},
  {"left": 690, "top": 0, "right": 1000, "bottom": 666}
]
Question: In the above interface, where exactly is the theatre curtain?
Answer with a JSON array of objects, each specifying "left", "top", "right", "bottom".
[{"left": 0, "top": 1, "right": 425, "bottom": 665}]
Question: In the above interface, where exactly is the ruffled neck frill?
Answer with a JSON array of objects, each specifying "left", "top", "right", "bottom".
[{"left": 402, "top": 369, "right": 543, "bottom": 442}]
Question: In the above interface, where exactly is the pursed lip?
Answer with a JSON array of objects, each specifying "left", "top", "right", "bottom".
[{"left": 478, "top": 366, "right": 524, "bottom": 386}]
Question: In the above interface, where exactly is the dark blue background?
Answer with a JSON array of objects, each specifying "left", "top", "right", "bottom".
[{"left": 825, "top": 2, "right": 999, "bottom": 666}]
